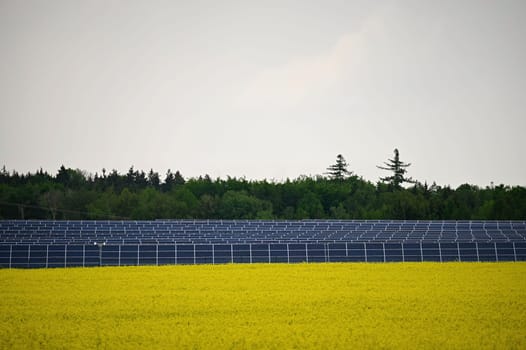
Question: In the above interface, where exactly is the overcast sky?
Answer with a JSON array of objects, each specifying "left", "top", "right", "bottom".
[{"left": 1, "top": 0, "right": 525, "bottom": 187}]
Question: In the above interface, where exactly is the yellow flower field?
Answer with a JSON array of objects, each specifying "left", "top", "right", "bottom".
[{"left": 1, "top": 263, "right": 525, "bottom": 349}]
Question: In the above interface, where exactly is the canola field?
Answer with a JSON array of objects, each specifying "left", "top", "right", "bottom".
[{"left": 1, "top": 263, "right": 525, "bottom": 349}]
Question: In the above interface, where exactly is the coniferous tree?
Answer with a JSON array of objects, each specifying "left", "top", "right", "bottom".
[
  {"left": 163, "top": 169, "right": 176, "bottom": 192},
  {"left": 147, "top": 169, "right": 161, "bottom": 189},
  {"left": 174, "top": 171, "right": 185, "bottom": 185},
  {"left": 56, "top": 165, "right": 69, "bottom": 186},
  {"left": 126, "top": 166, "right": 136, "bottom": 188},
  {"left": 326, "top": 154, "right": 352, "bottom": 181},
  {"left": 377, "top": 148, "right": 414, "bottom": 190}
]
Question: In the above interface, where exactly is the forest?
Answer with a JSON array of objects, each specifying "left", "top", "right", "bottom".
[{"left": 0, "top": 152, "right": 525, "bottom": 220}]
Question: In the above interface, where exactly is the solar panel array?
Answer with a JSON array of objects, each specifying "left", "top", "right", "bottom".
[{"left": 1, "top": 220, "right": 525, "bottom": 267}]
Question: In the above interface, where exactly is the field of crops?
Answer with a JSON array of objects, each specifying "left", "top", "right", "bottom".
[{"left": 1, "top": 263, "right": 525, "bottom": 349}]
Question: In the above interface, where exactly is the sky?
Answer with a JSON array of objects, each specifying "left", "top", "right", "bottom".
[{"left": 1, "top": 0, "right": 525, "bottom": 187}]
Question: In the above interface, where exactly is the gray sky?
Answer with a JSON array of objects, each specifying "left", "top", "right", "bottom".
[{"left": 1, "top": 0, "right": 525, "bottom": 187}]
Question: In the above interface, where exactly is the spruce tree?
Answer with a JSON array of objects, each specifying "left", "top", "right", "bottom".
[
  {"left": 377, "top": 148, "right": 414, "bottom": 190},
  {"left": 326, "top": 154, "right": 352, "bottom": 181},
  {"left": 163, "top": 169, "right": 176, "bottom": 192}
]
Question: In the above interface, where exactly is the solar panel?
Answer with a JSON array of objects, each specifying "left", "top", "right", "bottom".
[
  {"left": 307, "top": 244, "right": 326, "bottom": 263},
  {"left": 478, "top": 243, "right": 497, "bottom": 262},
  {"left": 515, "top": 242, "right": 526, "bottom": 261},
  {"left": 0, "top": 245, "right": 10, "bottom": 268},
  {"left": 288, "top": 243, "right": 307, "bottom": 263},
  {"left": 440, "top": 243, "right": 459, "bottom": 262},
  {"left": 232, "top": 244, "right": 251, "bottom": 263},
  {"left": 177, "top": 245, "right": 195, "bottom": 265},
  {"left": 195, "top": 245, "right": 213, "bottom": 264},
  {"left": 328, "top": 243, "right": 347, "bottom": 262},
  {"left": 157, "top": 245, "right": 176, "bottom": 265},
  {"left": 84, "top": 245, "right": 100, "bottom": 267},
  {"left": 384, "top": 243, "right": 403, "bottom": 262},
  {"left": 496, "top": 243, "right": 515, "bottom": 262},
  {"left": 47, "top": 245, "right": 66, "bottom": 268},
  {"left": 269, "top": 244, "right": 288, "bottom": 263},
  {"left": 458, "top": 243, "right": 478, "bottom": 262},
  {"left": 365, "top": 243, "right": 384, "bottom": 262},
  {"left": 251, "top": 244, "right": 270, "bottom": 264},
  {"left": 344, "top": 243, "right": 362, "bottom": 262},
  {"left": 1, "top": 219, "right": 526, "bottom": 267},
  {"left": 422, "top": 243, "right": 441, "bottom": 262},
  {"left": 120, "top": 245, "right": 139, "bottom": 266},
  {"left": 213, "top": 244, "right": 232, "bottom": 264},
  {"left": 102, "top": 245, "right": 120, "bottom": 266},
  {"left": 28, "top": 245, "right": 47, "bottom": 268},
  {"left": 401, "top": 243, "right": 419, "bottom": 262}
]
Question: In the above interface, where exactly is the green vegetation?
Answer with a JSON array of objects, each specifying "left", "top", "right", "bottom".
[
  {"left": 1, "top": 153, "right": 525, "bottom": 220},
  {"left": 326, "top": 154, "right": 352, "bottom": 181},
  {"left": 377, "top": 148, "right": 414, "bottom": 190}
]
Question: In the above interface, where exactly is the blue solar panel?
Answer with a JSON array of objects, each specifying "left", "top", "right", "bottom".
[
  {"left": 269, "top": 244, "right": 288, "bottom": 263},
  {"left": 384, "top": 243, "right": 403, "bottom": 262},
  {"left": 496, "top": 243, "right": 515, "bottom": 261},
  {"left": 251, "top": 244, "right": 270, "bottom": 263},
  {"left": 120, "top": 245, "right": 138, "bottom": 266},
  {"left": 328, "top": 243, "right": 347, "bottom": 262},
  {"left": 0, "top": 245, "right": 10, "bottom": 268},
  {"left": 422, "top": 243, "right": 441, "bottom": 262},
  {"left": 365, "top": 243, "right": 384, "bottom": 262},
  {"left": 101, "top": 246, "right": 119, "bottom": 266},
  {"left": 11, "top": 245, "right": 29, "bottom": 268},
  {"left": 403, "top": 243, "right": 422, "bottom": 262},
  {"left": 458, "top": 243, "right": 478, "bottom": 262},
  {"left": 28, "top": 245, "right": 47, "bottom": 268},
  {"left": 213, "top": 244, "right": 232, "bottom": 264},
  {"left": 157, "top": 245, "right": 176, "bottom": 265},
  {"left": 65, "top": 245, "right": 84, "bottom": 267},
  {"left": 477, "top": 243, "right": 497, "bottom": 262},
  {"left": 195, "top": 245, "right": 213, "bottom": 264},
  {"left": 139, "top": 245, "right": 157, "bottom": 265},
  {"left": 177, "top": 245, "right": 194, "bottom": 265},
  {"left": 232, "top": 244, "right": 251, "bottom": 263},
  {"left": 347, "top": 243, "right": 366, "bottom": 262},
  {"left": 515, "top": 242, "right": 526, "bottom": 261},
  {"left": 307, "top": 244, "right": 326, "bottom": 263},
  {"left": 439, "top": 243, "right": 459, "bottom": 262},
  {"left": 1, "top": 219, "right": 525, "bottom": 267},
  {"left": 84, "top": 245, "right": 100, "bottom": 267},
  {"left": 288, "top": 243, "right": 307, "bottom": 263},
  {"left": 48, "top": 245, "right": 66, "bottom": 268}
]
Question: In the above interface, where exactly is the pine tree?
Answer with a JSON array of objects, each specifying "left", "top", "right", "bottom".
[
  {"left": 174, "top": 171, "right": 185, "bottom": 185},
  {"left": 377, "top": 148, "right": 414, "bottom": 190},
  {"left": 163, "top": 169, "right": 176, "bottom": 192},
  {"left": 147, "top": 169, "right": 161, "bottom": 189},
  {"left": 326, "top": 154, "right": 352, "bottom": 181}
]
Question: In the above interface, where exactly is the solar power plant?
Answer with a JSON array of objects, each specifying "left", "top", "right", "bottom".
[{"left": 0, "top": 220, "right": 525, "bottom": 267}]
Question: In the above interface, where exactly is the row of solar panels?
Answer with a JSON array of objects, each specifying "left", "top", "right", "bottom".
[
  {"left": 3, "top": 228, "right": 524, "bottom": 234},
  {"left": 0, "top": 228, "right": 526, "bottom": 237},
  {"left": 2, "top": 220, "right": 525, "bottom": 229},
  {"left": 1, "top": 231, "right": 523, "bottom": 244},
  {"left": 1, "top": 242, "right": 524, "bottom": 268},
  {"left": 1, "top": 221, "right": 525, "bottom": 237},
  {"left": 0, "top": 236, "right": 520, "bottom": 245}
]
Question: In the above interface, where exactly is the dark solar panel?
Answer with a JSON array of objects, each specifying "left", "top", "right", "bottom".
[
  {"left": 385, "top": 243, "right": 403, "bottom": 262},
  {"left": 288, "top": 243, "right": 307, "bottom": 263},
  {"left": 1, "top": 220, "right": 525, "bottom": 267}
]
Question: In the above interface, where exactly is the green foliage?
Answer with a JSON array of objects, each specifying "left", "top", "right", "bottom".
[
  {"left": 326, "top": 154, "right": 352, "bottom": 181},
  {"left": 377, "top": 149, "right": 414, "bottom": 190},
  {"left": 218, "top": 191, "right": 273, "bottom": 219},
  {"left": 0, "top": 164, "right": 524, "bottom": 220}
]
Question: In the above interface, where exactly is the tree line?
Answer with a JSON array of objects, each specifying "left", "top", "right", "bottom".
[{"left": 0, "top": 150, "right": 525, "bottom": 220}]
